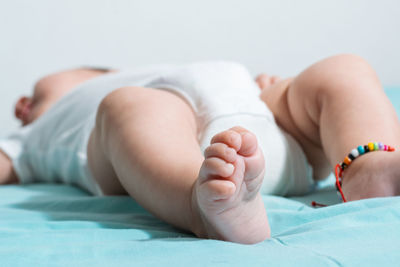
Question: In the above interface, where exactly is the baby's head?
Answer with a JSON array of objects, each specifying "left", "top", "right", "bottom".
[{"left": 15, "top": 67, "right": 111, "bottom": 126}]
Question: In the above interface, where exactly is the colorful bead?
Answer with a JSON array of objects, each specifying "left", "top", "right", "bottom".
[
  {"left": 340, "top": 162, "right": 348, "bottom": 170},
  {"left": 350, "top": 148, "right": 359, "bottom": 158},
  {"left": 368, "top": 142, "right": 375, "bottom": 151},
  {"left": 378, "top": 142, "right": 384, "bottom": 150},
  {"left": 374, "top": 142, "right": 379, "bottom": 151},
  {"left": 343, "top": 156, "right": 352, "bottom": 165},
  {"left": 339, "top": 143, "right": 394, "bottom": 171}
]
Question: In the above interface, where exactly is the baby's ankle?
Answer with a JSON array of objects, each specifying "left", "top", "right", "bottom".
[{"left": 341, "top": 151, "right": 400, "bottom": 201}]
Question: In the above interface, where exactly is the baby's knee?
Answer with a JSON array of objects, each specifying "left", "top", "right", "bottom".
[
  {"left": 99, "top": 86, "right": 141, "bottom": 112},
  {"left": 299, "top": 54, "right": 378, "bottom": 97},
  {"left": 96, "top": 87, "right": 144, "bottom": 135},
  {"left": 318, "top": 54, "right": 375, "bottom": 76}
]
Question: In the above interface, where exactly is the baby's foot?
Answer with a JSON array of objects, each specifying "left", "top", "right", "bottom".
[
  {"left": 256, "top": 74, "right": 281, "bottom": 90},
  {"left": 342, "top": 150, "right": 400, "bottom": 201},
  {"left": 191, "top": 127, "right": 270, "bottom": 244}
]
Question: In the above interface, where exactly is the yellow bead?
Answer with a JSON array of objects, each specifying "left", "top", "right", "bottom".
[{"left": 368, "top": 142, "right": 375, "bottom": 151}]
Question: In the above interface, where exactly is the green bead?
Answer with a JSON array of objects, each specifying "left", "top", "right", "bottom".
[{"left": 374, "top": 142, "right": 379, "bottom": 151}]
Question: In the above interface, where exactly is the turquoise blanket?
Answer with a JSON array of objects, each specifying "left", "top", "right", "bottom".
[{"left": 1, "top": 88, "right": 399, "bottom": 266}]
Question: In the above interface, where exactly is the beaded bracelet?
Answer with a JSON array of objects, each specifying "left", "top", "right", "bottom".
[{"left": 335, "top": 142, "right": 395, "bottom": 202}]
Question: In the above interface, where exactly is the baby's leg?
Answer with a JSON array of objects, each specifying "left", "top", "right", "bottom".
[
  {"left": 260, "top": 54, "right": 400, "bottom": 201},
  {"left": 87, "top": 87, "right": 269, "bottom": 244}
]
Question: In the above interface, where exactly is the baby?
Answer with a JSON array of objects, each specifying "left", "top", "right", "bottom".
[{"left": 0, "top": 55, "right": 399, "bottom": 244}]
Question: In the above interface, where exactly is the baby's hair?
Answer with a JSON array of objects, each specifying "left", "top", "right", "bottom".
[{"left": 81, "top": 66, "right": 112, "bottom": 73}]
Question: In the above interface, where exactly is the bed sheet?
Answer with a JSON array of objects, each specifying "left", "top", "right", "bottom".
[
  {"left": 1, "top": 184, "right": 399, "bottom": 267},
  {"left": 0, "top": 88, "right": 399, "bottom": 267}
]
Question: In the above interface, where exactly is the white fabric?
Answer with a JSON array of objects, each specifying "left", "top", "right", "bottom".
[{"left": 0, "top": 62, "right": 315, "bottom": 196}]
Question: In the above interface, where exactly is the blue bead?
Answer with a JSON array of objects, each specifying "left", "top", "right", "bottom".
[{"left": 357, "top": 145, "right": 365, "bottom": 155}]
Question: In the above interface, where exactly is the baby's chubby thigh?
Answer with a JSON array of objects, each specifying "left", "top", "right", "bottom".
[{"left": 199, "top": 114, "right": 313, "bottom": 196}]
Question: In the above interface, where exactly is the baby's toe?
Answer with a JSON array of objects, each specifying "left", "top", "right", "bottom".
[
  {"left": 210, "top": 130, "right": 242, "bottom": 151},
  {"left": 204, "top": 143, "right": 237, "bottom": 163},
  {"left": 199, "top": 179, "right": 236, "bottom": 201},
  {"left": 229, "top": 127, "right": 258, "bottom": 157},
  {"left": 199, "top": 157, "right": 235, "bottom": 181}
]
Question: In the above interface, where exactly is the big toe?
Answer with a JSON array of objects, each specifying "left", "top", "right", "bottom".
[
  {"left": 230, "top": 127, "right": 264, "bottom": 182},
  {"left": 230, "top": 127, "right": 258, "bottom": 157},
  {"left": 210, "top": 129, "right": 242, "bottom": 151}
]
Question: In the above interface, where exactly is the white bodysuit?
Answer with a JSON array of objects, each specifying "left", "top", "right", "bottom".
[{"left": 0, "top": 62, "right": 314, "bottom": 196}]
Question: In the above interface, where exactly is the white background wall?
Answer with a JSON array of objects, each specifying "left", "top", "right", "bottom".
[{"left": 1, "top": 0, "right": 400, "bottom": 136}]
